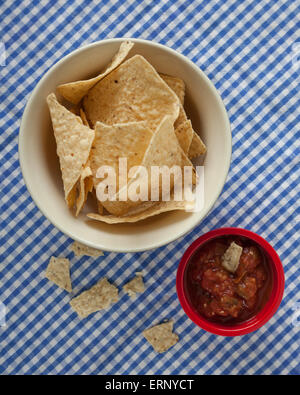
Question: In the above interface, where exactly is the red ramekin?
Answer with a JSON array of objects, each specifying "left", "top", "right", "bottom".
[{"left": 176, "top": 228, "right": 285, "bottom": 336}]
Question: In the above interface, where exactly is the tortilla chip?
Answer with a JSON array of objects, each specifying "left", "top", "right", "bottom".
[
  {"left": 123, "top": 274, "right": 145, "bottom": 299},
  {"left": 83, "top": 55, "right": 180, "bottom": 131},
  {"left": 174, "top": 106, "right": 206, "bottom": 158},
  {"left": 175, "top": 120, "right": 194, "bottom": 154},
  {"left": 160, "top": 74, "right": 185, "bottom": 104},
  {"left": 161, "top": 75, "right": 186, "bottom": 130},
  {"left": 188, "top": 132, "right": 207, "bottom": 158},
  {"left": 142, "top": 116, "right": 186, "bottom": 169},
  {"left": 70, "top": 241, "right": 104, "bottom": 257},
  {"left": 69, "top": 106, "right": 79, "bottom": 116},
  {"left": 161, "top": 76, "right": 206, "bottom": 159},
  {"left": 47, "top": 93, "right": 95, "bottom": 207},
  {"left": 70, "top": 278, "right": 118, "bottom": 318},
  {"left": 143, "top": 321, "right": 179, "bottom": 353},
  {"left": 80, "top": 108, "right": 89, "bottom": 126},
  {"left": 91, "top": 188, "right": 104, "bottom": 214},
  {"left": 57, "top": 41, "right": 134, "bottom": 104},
  {"left": 97, "top": 199, "right": 104, "bottom": 214},
  {"left": 91, "top": 122, "right": 153, "bottom": 205},
  {"left": 163, "top": 89, "right": 203, "bottom": 156},
  {"left": 160, "top": 73, "right": 186, "bottom": 129},
  {"left": 174, "top": 104, "right": 187, "bottom": 128},
  {"left": 75, "top": 164, "right": 93, "bottom": 216},
  {"left": 45, "top": 257, "right": 72, "bottom": 292},
  {"left": 66, "top": 184, "right": 77, "bottom": 209},
  {"left": 99, "top": 116, "right": 193, "bottom": 216},
  {"left": 87, "top": 199, "right": 191, "bottom": 224}
]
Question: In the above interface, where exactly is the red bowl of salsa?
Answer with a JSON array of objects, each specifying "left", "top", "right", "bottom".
[{"left": 176, "top": 228, "right": 285, "bottom": 336}]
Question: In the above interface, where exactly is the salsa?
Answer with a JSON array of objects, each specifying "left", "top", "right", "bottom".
[{"left": 185, "top": 237, "right": 272, "bottom": 324}]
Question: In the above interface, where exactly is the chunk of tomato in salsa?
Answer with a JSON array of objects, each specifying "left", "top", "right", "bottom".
[
  {"left": 236, "top": 276, "right": 258, "bottom": 310},
  {"left": 252, "top": 265, "right": 267, "bottom": 288},
  {"left": 201, "top": 268, "right": 235, "bottom": 298},
  {"left": 185, "top": 237, "right": 270, "bottom": 324},
  {"left": 236, "top": 276, "right": 257, "bottom": 300},
  {"left": 236, "top": 246, "right": 261, "bottom": 277},
  {"left": 219, "top": 295, "right": 243, "bottom": 318},
  {"left": 199, "top": 296, "right": 229, "bottom": 318}
]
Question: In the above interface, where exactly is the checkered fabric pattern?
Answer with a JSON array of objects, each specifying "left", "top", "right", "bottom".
[{"left": 0, "top": 0, "right": 299, "bottom": 375}]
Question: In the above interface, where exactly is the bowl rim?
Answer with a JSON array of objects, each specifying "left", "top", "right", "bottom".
[
  {"left": 176, "top": 227, "right": 285, "bottom": 336},
  {"left": 18, "top": 38, "right": 232, "bottom": 252}
]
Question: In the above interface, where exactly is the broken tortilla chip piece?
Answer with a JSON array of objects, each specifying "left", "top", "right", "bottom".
[
  {"left": 45, "top": 257, "right": 72, "bottom": 292},
  {"left": 123, "top": 273, "right": 145, "bottom": 299},
  {"left": 143, "top": 321, "right": 179, "bottom": 353},
  {"left": 70, "top": 240, "right": 104, "bottom": 257},
  {"left": 83, "top": 55, "right": 180, "bottom": 131},
  {"left": 47, "top": 93, "right": 95, "bottom": 207},
  {"left": 70, "top": 278, "right": 118, "bottom": 318},
  {"left": 57, "top": 41, "right": 134, "bottom": 104}
]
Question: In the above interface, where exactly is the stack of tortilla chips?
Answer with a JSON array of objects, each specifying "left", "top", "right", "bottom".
[{"left": 47, "top": 41, "right": 206, "bottom": 224}]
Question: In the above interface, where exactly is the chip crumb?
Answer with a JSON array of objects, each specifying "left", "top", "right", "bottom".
[
  {"left": 70, "top": 241, "right": 104, "bottom": 257},
  {"left": 70, "top": 278, "right": 118, "bottom": 318},
  {"left": 221, "top": 242, "right": 243, "bottom": 273},
  {"left": 143, "top": 321, "right": 179, "bottom": 353},
  {"left": 45, "top": 257, "right": 72, "bottom": 292},
  {"left": 123, "top": 274, "right": 145, "bottom": 299}
]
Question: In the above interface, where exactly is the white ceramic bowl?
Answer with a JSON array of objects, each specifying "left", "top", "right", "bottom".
[{"left": 19, "top": 38, "right": 231, "bottom": 252}]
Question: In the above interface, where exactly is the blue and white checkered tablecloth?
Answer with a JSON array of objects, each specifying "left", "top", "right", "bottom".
[{"left": 0, "top": 0, "right": 299, "bottom": 375}]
